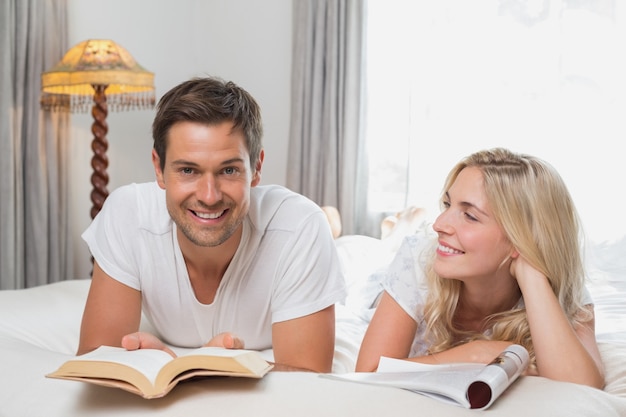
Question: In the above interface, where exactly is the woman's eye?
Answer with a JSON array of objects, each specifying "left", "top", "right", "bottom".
[{"left": 464, "top": 212, "right": 478, "bottom": 221}]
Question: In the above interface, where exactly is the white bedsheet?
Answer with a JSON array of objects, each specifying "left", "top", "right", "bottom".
[
  {"left": 1, "top": 234, "right": 625, "bottom": 417},
  {"left": 0, "top": 278, "right": 624, "bottom": 417}
]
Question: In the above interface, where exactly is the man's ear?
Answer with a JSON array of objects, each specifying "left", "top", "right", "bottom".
[
  {"left": 251, "top": 149, "right": 264, "bottom": 187},
  {"left": 152, "top": 149, "right": 166, "bottom": 189}
]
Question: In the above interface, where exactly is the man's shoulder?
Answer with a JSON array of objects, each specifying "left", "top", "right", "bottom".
[
  {"left": 106, "top": 181, "right": 164, "bottom": 210},
  {"left": 251, "top": 184, "right": 297, "bottom": 198},
  {"left": 102, "top": 181, "right": 170, "bottom": 233},
  {"left": 109, "top": 181, "right": 162, "bottom": 200},
  {"left": 251, "top": 185, "right": 319, "bottom": 212},
  {"left": 249, "top": 185, "right": 322, "bottom": 230}
]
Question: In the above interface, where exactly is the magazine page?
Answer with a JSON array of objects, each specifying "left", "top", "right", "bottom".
[
  {"left": 322, "top": 344, "right": 529, "bottom": 409},
  {"left": 377, "top": 357, "right": 483, "bottom": 373},
  {"left": 323, "top": 365, "right": 481, "bottom": 407}
]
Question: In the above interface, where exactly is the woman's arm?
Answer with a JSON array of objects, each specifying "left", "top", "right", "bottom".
[
  {"left": 512, "top": 256, "right": 605, "bottom": 388},
  {"left": 356, "top": 292, "right": 513, "bottom": 371},
  {"left": 403, "top": 340, "right": 514, "bottom": 365},
  {"left": 356, "top": 291, "right": 417, "bottom": 372}
]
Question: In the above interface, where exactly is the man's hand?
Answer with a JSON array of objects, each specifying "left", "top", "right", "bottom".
[
  {"left": 121, "top": 332, "right": 177, "bottom": 357},
  {"left": 204, "top": 332, "right": 245, "bottom": 349}
]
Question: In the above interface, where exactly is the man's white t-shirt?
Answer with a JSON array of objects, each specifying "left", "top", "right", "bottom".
[{"left": 82, "top": 182, "right": 346, "bottom": 350}]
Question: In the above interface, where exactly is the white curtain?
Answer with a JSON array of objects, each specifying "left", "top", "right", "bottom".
[
  {"left": 0, "top": 0, "right": 71, "bottom": 289},
  {"left": 287, "top": 0, "right": 370, "bottom": 236},
  {"left": 364, "top": 0, "right": 626, "bottom": 244}
]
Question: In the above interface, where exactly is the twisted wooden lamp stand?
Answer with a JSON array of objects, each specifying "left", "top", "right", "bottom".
[{"left": 89, "top": 84, "right": 109, "bottom": 220}]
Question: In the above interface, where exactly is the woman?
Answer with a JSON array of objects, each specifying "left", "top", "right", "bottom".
[{"left": 355, "top": 148, "right": 604, "bottom": 388}]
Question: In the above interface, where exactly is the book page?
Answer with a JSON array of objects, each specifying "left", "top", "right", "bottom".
[
  {"left": 179, "top": 346, "right": 257, "bottom": 359},
  {"left": 47, "top": 346, "right": 273, "bottom": 399},
  {"left": 73, "top": 346, "right": 174, "bottom": 384},
  {"left": 158, "top": 347, "right": 272, "bottom": 383}
]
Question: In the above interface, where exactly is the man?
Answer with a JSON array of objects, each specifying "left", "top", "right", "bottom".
[{"left": 78, "top": 76, "right": 346, "bottom": 373}]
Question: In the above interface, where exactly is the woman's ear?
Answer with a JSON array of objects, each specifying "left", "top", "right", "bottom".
[{"left": 510, "top": 249, "right": 520, "bottom": 259}]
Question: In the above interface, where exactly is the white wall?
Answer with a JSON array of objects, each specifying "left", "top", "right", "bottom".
[{"left": 67, "top": 0, "right": 293, "bottom": 278}]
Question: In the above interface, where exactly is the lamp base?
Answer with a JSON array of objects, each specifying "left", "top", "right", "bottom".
[{"left": 90, "top": 84, "right": 109, "bottom": 220}]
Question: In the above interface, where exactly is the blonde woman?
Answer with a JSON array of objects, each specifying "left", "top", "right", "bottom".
[{"left": 356, "top": 148, "right": 604, "bottom": 388}]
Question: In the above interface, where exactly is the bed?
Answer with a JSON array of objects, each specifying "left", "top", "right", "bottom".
[{"left": 1, "top": 226, "right": 625, "bottom": 417}]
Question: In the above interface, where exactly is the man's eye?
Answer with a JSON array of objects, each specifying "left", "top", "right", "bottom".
[
  {"left": 181, "top": 167, "right": 194, "bottom": 175},
  {"left": 223, "top": 167, "right": 237, "bottom": 175}
]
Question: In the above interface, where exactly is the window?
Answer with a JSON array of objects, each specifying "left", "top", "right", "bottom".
[{"left": 364, "top": 0, "right": 626, "bottom": 243}]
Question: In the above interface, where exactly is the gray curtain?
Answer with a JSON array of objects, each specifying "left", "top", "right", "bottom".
[
  {"left": 0, "top": 0, "right": 71, "bottom": 289},
  {"left": 287, "top": 0, "right": 371, "bottom": 236}
]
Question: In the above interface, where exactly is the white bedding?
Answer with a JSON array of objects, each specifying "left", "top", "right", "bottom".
[{"left": 1, "top": 236, "right": 625, "bottom": 417}]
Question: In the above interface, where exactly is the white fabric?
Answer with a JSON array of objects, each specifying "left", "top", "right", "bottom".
[
  {"left": 82, "top": 182, "right": 346, "bottom": 349},
  {"left": 381, "top": 231, "right": 435, "bottom": 357},
  {"left": 334, "top": 235, "right": 394, "bottom": 318},
  {"left": 0, "top": 229, "right": 625, "bottom": 416},
  {"left": 0, "top": 279, "right": 625, "bottom": 417}
]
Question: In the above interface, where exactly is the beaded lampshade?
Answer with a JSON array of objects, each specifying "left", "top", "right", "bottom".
[{"left": 40, "top": 39, "right": 155, "bottom": 220}]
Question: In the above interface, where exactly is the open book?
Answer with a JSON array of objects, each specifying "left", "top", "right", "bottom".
[
  {"left": 325, "top": 344, "right": 529, "bottom": 409},
  {"left": 46, "top": 346, "right": 273, "bottom": 399}
]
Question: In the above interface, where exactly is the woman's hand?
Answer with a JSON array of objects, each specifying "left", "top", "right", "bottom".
[
  {"left": 121, "top": 332, "right": 177, "bottom": 357},
  {"left": 509, "top": 252, "right": 605, "bottom": 388},
  {"left": 509, "top": 252, "right": 547, "bottom": 291}
]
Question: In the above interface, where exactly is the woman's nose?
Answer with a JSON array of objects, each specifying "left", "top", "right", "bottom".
[{"left": 432, "top": 210, "right": 452, "bottom": 234}]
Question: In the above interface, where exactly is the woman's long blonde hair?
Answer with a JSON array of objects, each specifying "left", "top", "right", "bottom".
[{"left": 422, "top": 148, "right": 589, "bottom": 366}]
